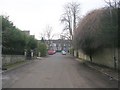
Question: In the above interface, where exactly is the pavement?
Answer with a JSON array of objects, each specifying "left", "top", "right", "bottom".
[
  {"left": 2, "top": 60, "right": 34, "bottom": 73},
  {"left": 75, "top": 58, "right": 119, "bottom": 81},
  {"left": 2, "top": 57, "right": 45, "bottom": 73},
  {"left": 2, "top": 53, "right": 118, "bottom": 88}
]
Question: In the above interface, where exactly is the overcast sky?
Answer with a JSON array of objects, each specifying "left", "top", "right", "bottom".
[{"left": 0, "top": 0, "right": 107, "bottom": 40}]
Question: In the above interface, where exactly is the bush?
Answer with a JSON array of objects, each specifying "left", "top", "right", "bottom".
[{"left": 37, "top": 43, "right": 47, "bottom": 57}]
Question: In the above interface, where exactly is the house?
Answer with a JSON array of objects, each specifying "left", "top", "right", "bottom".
[{"left": 38, "top": 39, "right": 71, "bottom": 52}]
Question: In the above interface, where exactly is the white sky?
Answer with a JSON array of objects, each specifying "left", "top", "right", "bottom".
[{"left": 0, "top": 0, "right": 107, "bottom": 40}]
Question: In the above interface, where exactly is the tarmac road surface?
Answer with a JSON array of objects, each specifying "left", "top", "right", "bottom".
[{"left": 2, "top": 53, "right": 118, "bottom": 88}]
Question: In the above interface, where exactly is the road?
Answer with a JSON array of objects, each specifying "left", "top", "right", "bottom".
[{"left": 2, "top": 53, "right": 118, "bottom": 88}]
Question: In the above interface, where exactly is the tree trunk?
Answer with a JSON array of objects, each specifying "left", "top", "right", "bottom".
[
  {"left": 90, "top": 55, "right": 92, "bottom": 62},
  {"left": 76, "top": 49, "right": 78, "bottom": 58}
]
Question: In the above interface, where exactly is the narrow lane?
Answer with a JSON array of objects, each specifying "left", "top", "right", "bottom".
[{"left": 2, "top": 53, "right": 118, "bottom": 88}]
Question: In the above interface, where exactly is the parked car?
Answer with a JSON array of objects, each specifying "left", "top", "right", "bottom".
[
  {"left": 48, "top": 50, "right": 55, "bottom": 55},
  {"left": 61, "top": 50, "right": 66, "bottom": 55},
  {"left": 56, "top": 50, "right": 62, "bottom": 52},
  {"left": 53, "top": 50, "right": 56, "bottom": 54}
]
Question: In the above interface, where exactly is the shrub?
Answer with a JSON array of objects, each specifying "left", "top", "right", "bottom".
[{"left": 37, "top": 43, "right": 47, "bottom": 57}]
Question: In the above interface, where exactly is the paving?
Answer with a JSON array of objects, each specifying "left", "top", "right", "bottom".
[{"left": 2, "top": 53, "right": 118, "bottom": 88}]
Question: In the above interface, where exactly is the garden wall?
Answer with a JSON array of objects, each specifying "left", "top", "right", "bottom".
[
  {"left": 2, "top": 55, "right": 26, "bottom": 66},
  {"left": 74, "top": 48, "right": 119, "bottom": 70}
]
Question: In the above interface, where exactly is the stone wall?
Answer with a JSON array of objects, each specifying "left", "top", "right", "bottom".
[
  {"left": 0, "top": 45, "right": 2, "bottom": 68},
  {"left": 2, "top": 55, "right": 26, "bottom": 66},
  {"left": 92, "top": 48, "right": 118, "bottom": 69},
  {"left": 74, "top": 48, "right": 119, "bottom": 70},
  {"left": 78, "top": 50, "right": 90, "bottom": 61}
]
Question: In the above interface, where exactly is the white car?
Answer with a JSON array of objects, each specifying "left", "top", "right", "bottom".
[{"left": 61, "top": 50, "right": 66, "bottom": 55}]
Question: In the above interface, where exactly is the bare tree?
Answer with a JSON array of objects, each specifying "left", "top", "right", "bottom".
[
  {"left": 60, "top": 30, "right": 71, "bottom": 40},
  {"left": 45, "top": 25, "right": 53, "bottom": 40},
  {"left": 44, "top": 25, "right": 55, "bottom": 49},
  {"left": 61, "top": 5, "right": 72, "bottom": 39},
  {"left": 60, "top": 1, "right": 80, "bottom": 40},
  {"left": 70, "top": 2, "right": 80, "bottom": 31},
  {"left": 104, "top": 0, "right": 120, "bottom": 8}
]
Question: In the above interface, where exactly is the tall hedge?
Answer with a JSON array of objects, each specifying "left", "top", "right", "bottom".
[{"left": 74, "top": 8, "right": 118, "bottom": 61}]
